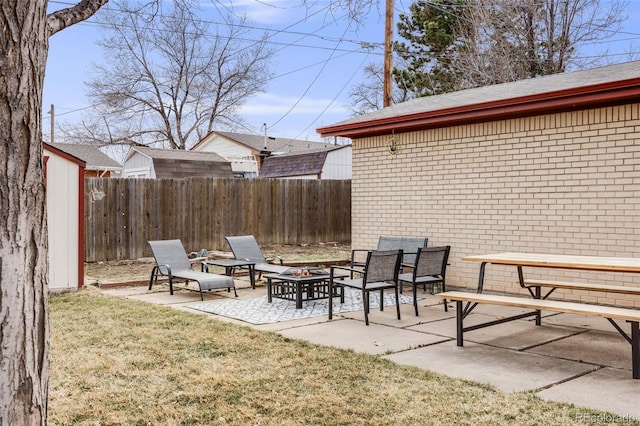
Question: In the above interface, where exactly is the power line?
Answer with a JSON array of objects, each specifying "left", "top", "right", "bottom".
[{"left": 268, "top": 22, "right": 354, "bottom": 128}]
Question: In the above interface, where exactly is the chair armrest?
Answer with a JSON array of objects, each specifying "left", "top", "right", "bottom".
[
  {"left": 155, "top": 264, "right": 173, "bottom": 277},
  {"left": 350, "top": 249, "right": 370, "bottom": 265},
  {"left": 266, "top": 256, "right": 284, "bottom": 265},
  {"left": 331, "top": 265, "right": 360, "bottom": 274}
]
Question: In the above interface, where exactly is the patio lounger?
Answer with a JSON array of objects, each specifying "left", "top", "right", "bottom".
[
  {"left": 148, "top": 239, "right": 236, "bottom": 300},
  {"left": 225, "top": 235, "right": 289, "bottom": 278}
]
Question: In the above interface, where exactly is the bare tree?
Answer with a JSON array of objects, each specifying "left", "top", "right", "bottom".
[
  {"left": 350, "top": 0, "right": 630, "bottom": 112},
  {"left": 0, "top": 2, "right": 108, "bottom": 422},
  {"left": 74, "top": 1, "right": 273, "bottom": 150},
  {"left": 348, "top": 62, "right": 413, "bottom": 115},
  {"left": 455, "top": 0, "right": 628, "bottom": 88}
]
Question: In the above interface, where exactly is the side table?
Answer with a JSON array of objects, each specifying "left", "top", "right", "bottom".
[{"left": 203, "top": 259, "right": 256, "bottom": 289}]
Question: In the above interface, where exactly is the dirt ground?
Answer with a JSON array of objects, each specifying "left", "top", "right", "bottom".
[{"left": 85, "top": 242, "right": 352, "bottom": 284}]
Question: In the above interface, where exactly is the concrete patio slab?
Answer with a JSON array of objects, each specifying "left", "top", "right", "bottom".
[
  {"left": 98, "top": 280, "right": 640, "bottom": 418},
  {"left": 384, "top": 340, "right": 597, "bottom": 393},
  {"left": 277, "top": 318, "right": 450, "bottom": 355},
  {"left": 335, "top": 300, "right": 449, "bottom": 327},
  {"left": 526, "top": 329, "right": 632, "bottom": 370},
  {"left": 409, "top": 311, "right": 583, "bottom": 350},
  {"left": 541, "top": 311, "right": 618, "bottom": 333},
  {"left": 537, "top": 367, "right": 640, "bottom": 419}
]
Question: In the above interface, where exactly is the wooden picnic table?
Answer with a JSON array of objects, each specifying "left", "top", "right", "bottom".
[{"left": 450, "top": 252, "right": 640, "bottom": 379}]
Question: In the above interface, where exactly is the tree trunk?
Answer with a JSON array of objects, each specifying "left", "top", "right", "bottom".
[{"left": 0, "top": 1, "right": 50, "bottom": 424}]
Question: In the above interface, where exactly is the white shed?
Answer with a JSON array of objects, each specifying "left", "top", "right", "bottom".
[{"left": 43, "top": 143, "right": 85, "bottom": 291}]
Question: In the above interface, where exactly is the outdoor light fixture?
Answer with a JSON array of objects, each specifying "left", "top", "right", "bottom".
[{"left": 387, "top": 131, "right": 400, "bottom": 155}]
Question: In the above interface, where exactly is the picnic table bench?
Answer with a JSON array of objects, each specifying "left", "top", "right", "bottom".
[
  {"left": 437, "top": 290, "right": 640, "bottom": 378},
  {"left": 446, "top": 252, "right": 640, "bottom": 379}
]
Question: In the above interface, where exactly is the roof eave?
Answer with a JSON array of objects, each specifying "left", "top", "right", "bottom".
[{"left": 317, "top": 78, "right": 640, "bottom": 138}]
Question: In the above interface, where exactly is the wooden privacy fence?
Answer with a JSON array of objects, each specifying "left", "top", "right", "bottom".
[{"left": 85, "top": 177, "right": 351, "bottom": 262}]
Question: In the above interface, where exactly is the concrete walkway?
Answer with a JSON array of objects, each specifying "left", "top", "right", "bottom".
[{"left": 102, "top": 277, "right": 640, "bottom": 420}]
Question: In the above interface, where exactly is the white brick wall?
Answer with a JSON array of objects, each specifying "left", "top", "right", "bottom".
[{"left": 351, "top": 103, "right": 640, "bottom": 307}]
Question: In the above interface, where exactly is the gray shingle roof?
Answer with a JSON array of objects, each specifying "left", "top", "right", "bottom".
[
  {"left": 128, "top": 146, "right": 233, "bottom": 179},
  {"left": 319, "top": 60, "right": 640, "bottom": 132},
  {"left": 214, "top": 131, "right": 334, "bottom": 154},
  {"left": 50, "top": 143, "right": 121, "bottom": 170},
  {"left": 259, "top": 151, "right": 329, "bottom": 178},
  {"left": 132, "top": 146, "right": 228, "bottom": 162}
]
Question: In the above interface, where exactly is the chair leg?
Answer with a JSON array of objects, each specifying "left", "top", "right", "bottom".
[
  {"left": 149, "top": 266, "right": 158, "bottom": 290},
  {"left": 168, "top": 277, "right": 174, "bottom": 295},
  {"left": 363, "top": 289, "right": 369, "bottom": 314},
  {"left": 379, "top": 289, "right": 384, "bottom": 311},
  {"left": 394, "top": 286, "right": 401, "bottom": 320},
  {"left": 442, "top": 280, "right": 448, "bottom": 312},
  {"left": 328, "top": 280, "right": 334, "bottom": 320},
  {"left": 363, "top": 289, "right": 369, "bottom": 325},
  {"left": 413, "top": 284, "right": 419, "bottom": 316}
]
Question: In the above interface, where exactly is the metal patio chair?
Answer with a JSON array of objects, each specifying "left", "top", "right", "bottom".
[
  {"left": 398, "top": 246, "right": 450, "bottom": 315},
  {"left": 328, "top": 249, "right": 403, "bottom": 326},
  {"left": 350, "top": 236, "right": 428, "bottom": 275},
  {"left": 148, "top": 239, "right": 236, "bottom": 300}
]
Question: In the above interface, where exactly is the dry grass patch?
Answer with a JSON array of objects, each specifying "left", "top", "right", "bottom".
[
  {"left": 85, "top": 242, "right": 352, "bottom": 284},
  {"left": 50, "top": 287, "right": 615, "bottom": 425}
]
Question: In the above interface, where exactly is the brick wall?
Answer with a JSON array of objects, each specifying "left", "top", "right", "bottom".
[{"left": 352, "top": 103, "right": 640, "bottom": 307}]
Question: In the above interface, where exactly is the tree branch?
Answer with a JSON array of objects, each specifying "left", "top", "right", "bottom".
[{"left": 46, "top": 0, "right": 109, "bottom": 37}]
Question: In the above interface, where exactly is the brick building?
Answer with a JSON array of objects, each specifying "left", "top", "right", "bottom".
[{"left": 318, "top": 60, "right": 640, "bottom": 307}]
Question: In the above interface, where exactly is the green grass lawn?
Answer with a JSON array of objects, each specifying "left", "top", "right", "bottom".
[{"left": 49, "top": 288, "right": 625, "bottom": 425}]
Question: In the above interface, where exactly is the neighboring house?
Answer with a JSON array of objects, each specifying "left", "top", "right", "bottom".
[
  {"left": 122, "top": 146, "right": 233, "bottom": 178},
  {"left": 259, "top": 145, "right": 352, "bottom": 179},
  {"left": 317, "top": 60, "right": 640, "bottom": 307},
  {"left": 191, "top": 130, "right": 338, "bottom": 177},
  {"left": 43, "top": 143, "right": 85, "bottom": 291},
  {"left": 49, "top": 142, "right": 121, "bottom": 177}
]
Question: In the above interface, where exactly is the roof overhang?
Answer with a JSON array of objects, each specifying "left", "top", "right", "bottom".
[
  {"left": 43, "top": 142, "right": 87, "bottom": 168},
  {"left": 317, "top": 78, "right": 640, "bottom": 138}
]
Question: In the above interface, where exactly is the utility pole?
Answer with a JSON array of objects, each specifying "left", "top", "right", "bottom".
[
  {"left": 383, "top": 0, "right": 394, "bottom": 108},
  {"left": 262, "top": 123, "right": 267, "bottom": 150},
  {"left": 49, "top": 104, "right": 54, "bottom": 144}
]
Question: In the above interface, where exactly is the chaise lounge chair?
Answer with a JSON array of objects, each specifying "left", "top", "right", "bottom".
[
  {"left": 225, "top": 235, "right": 289, "bottom": 279},
  {"left": 148, "top": 239, "right": 236, "bottom": 300}
]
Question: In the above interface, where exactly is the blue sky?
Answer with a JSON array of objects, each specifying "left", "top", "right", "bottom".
[{"left": 43, "top": 0, "right": 640, "bottom": 148}]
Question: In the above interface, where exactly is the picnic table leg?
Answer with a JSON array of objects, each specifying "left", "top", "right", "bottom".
[
  {"left": 456, "top": 300, "right": 464, "bottom": 346},
  {"left": 477, "top": 262, "right": 487, "bottom": 293},
  {"left": 632, "top": 321, "right": 640, "bottom": 379},
  {"left": 518, "top": 266, "right": 541, "bottom": 325}
]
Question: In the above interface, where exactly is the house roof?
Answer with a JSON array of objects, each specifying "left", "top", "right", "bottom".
[
  {"left": 128, "top": 146, "right": 229, "bottom": 162},
  {"left": 126, "top": 146, "right": 233, "bottom": 179},
  {"left": 317, "top": 60, "right": 640, "bottom": 138},
  {"left": 259, "top": 151, "right": 329, "bottom": 178},
  {"left": 49, "top": 143, "right": 120, "bottom": 170},
  {"left": 194, "top": 130, "right": 335, "bottom": 155},
  {"left": 259, "top": 145, "right": 350, "bottom": 178}
]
